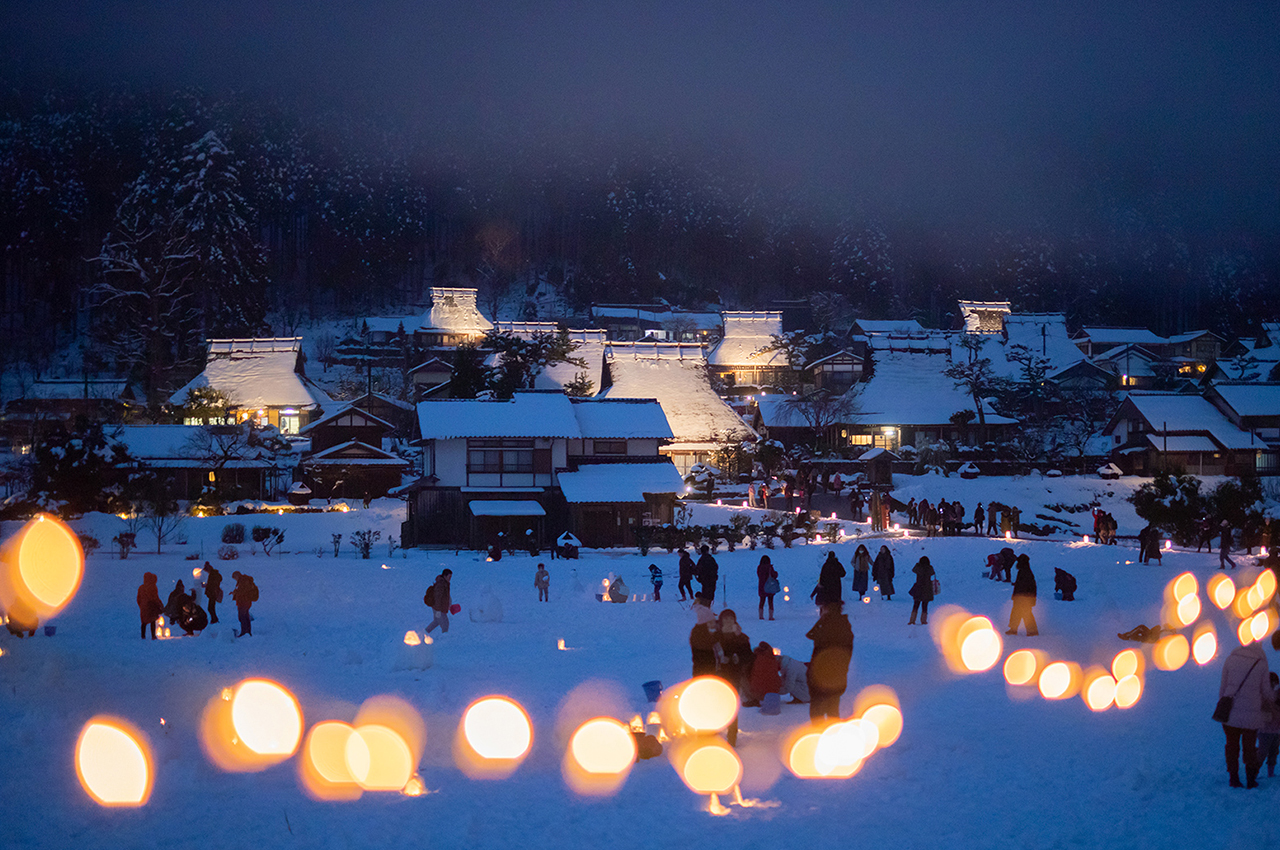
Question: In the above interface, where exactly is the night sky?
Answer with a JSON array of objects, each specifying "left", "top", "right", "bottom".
[{"left": 3, "top": 0, "right": 1278, "bottom": 237}]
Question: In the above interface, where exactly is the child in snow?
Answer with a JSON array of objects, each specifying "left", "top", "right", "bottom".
[
  {"left": 534, "top": 563, "right": 550, "bottom": 602},
  {"left": 648, "top": 564, "right": 663, "bottom": 601}
]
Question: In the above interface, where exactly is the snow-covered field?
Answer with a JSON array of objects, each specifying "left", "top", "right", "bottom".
[{"left": 2, "top": 482, "right": 1278, "bottom": 850}]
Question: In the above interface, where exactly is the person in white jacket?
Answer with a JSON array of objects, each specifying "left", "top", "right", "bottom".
[{"left": 1218, "top": 641, "right": 1277, "bottom": 788}]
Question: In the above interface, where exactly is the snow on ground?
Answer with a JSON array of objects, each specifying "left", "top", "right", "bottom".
[{"left": 2, "top": 488, "right": 1279, "bottom": 850}]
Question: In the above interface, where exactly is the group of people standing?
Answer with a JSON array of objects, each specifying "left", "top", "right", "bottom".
[
  {"left": 904, "top": 499, "right": 1020, "bottom": 539},
  {"left": 135, "top": 565, "right": 258, "bottom": 638}
]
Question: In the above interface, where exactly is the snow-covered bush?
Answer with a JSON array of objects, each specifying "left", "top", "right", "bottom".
[
  {"left": 350, "top": 529, "right": 380, "bottom": 559},
  {"left": 251, "top": 525, "right": 284, "bottom": 556},
  {"left": 217, "top": 544, "right": 239, "bottom": 561},
  {"left": 221, "top": 523, "right": 246, "bottom": 544}
]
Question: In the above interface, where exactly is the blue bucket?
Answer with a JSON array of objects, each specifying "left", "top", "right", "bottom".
[
  {"left": 642, "top": 680, "right": 663, "bottom": 703},
  {"left": 43, "top": 625, "right": 56, "bottom": 637},
  {"left": 761, "top": 692, "right": 781, "bottom": 715}
]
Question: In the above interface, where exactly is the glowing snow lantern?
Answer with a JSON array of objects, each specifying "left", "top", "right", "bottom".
[
  {"left": 1250, "top": 610, "right": 1273, "bottom": 643},
  {"left": 1254, "top": 570, "right": 1277, "bottom": 606},
  {"left": 658, "top": 676, "right": 739, "bottom": 737},
  {"left": 1111, "top": 649, "right": 1143, "bottom": 681},
  {"left": 0, "top": 513, "right": 84, "bottom": 621},
  {"left": 852, "top": 686, "right": 903, "bottom": 748},
  {"left": 299, "top": 721, "right": 361, "bottom": 801},
  {"left": 1209, "top": 574, "right": 1235, "bottom": 610},
  {"left": 401, "top": 774, "right": 427, "bottom": 797},
  {"left": 813, "top": 721, "right": 867, "bottom": 777},
  {"left": 958, "top": 616, "right": 1002, "bottom": 673},
  {"left": 1082, "top": 670, "right": 1117, "bottom": 712},
  {"left": 1004, "top": 649, "right": 1041, "bottom": 686},
  {"left": 1153, "top": 634, "right": 1190, "bottom": 671},
  {"left": 404, "top": 630, "right": 420, "bottom": 645},
  {"left": 457, "top": 696, "right": 533, "bottom": 779},
  {"left": 192, "top": 566, "right": 203, "bottom": 579},
  {"left": 1163, "top": 539, "right": 1171, "bottom": 551},
  {"left": 557, "top": 639, "right": 567, "bottom": 651},
  {"left": 232, "top": 680, "right": 303, "bottom": 757},
  {"left": 673, "top": 737, "right": 743, "bottom": 794},
  {"left": 347, "top": 724, "right": 414, "bottom": 791},
  {"left": 75, "top": 717, "right": 153, "bottom": 807},
  {"left": 1083, "top": 535, "right": 1090, "bottom": 544},
  {"left": 564, "top": 717, "right": 637, "bottom": 795},
  {"left": 1038, "top": 662, "right": 1079, "bottom": 700},
  {"left": 784, "top": 728, "right": 833, "bottom": 779},
  {"left": 1174, "top": 594, "right": 1201, "bottom": 628},
  {"left": 1114, "top": 675, "right": 1143, "bottom": 709},
  {"left": 1171, "top": 572, "right": 1198, "bottom": 601},
  {"left": 1005, "top": 531, "right": 1011, "bottom": 540},
  {"left": 1192, "top": 624, "right": 1218, "bottom": 665}
]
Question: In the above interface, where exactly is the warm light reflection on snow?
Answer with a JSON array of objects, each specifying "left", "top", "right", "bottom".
[
  {"left": 658, "top": 677, "right": 739, "bottom": 737},
  {"left": 563, "top": 717, "right": 637, "bottom": 795},
  {"left": 1004, "top": 649, "right": 1042, "bottom": 687},
  {"left": 299, "top": 721, "right": 361, "bottom": 801},
  {"left": 0, "top": 513, "right": 83, "bottom": 622},
  {"left": 1192, "top": 625, "right": 1218, "bottom": 665},
  {"left": 456, "top": 696, "right": 532, "bottom": 779},
  {"left": 1082, "top": 670, "right": 1116, "bottom": 712},
  {"left": 1038, "top": 662, "right": 1080, "bottom": 700},
  {"left": 200, "top": 679, "right": 303, "bottom": 772},
  {"left": 1209, "top": 574, "right": 1235, "bottom": 609},
  {"left": 1153, "top": 634, "right": 1190, "bottom": 670},
  {"left": 672, "top": 737, "right": 742, "bottom": 794}
]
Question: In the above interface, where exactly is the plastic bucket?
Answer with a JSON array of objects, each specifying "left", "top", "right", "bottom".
[
  {"left": 761, "top": 692, "right": 781, "bottom": 715},
  {"left": 642, "top": 680, "right": 663, "bottom": 703},
  {"left": 43, "top": 625, "right": 56, "bottom": 637}
]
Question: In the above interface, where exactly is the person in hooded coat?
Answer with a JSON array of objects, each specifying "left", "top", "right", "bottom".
[
  {"left": 851, "top": 545, "right": 872, "bottom": 601},
  {"left": 696, "top": 545, "right": 719, "bottom": 601},
  {"left": 908, "top": 557, "right": 935, "bottom": 625},
  {"left": 201, "top": 563, "right": 223, "bottom": 624},
  {"left": 1218, "top": 641, "right": 1277, "bottom": 788},
  {"left": 812, "top": 551, "right": 845, "bottom": 606},
  {"left": 873, "top": 545, "right": 896, "bottom": 600},
  {"left": 178, "top": 594, "right": 209, "bottom": 636},
  {"left": 1054, "top": 567, "right": 1077, "bottom": 602},
  {"left": 1007, "top": 554, "right": 1038, "bottom": 636},
  {"left": 137, "top": 572, "right": 164, "bottom": 639},
  {"left": 756, "top": 555, "right": 778, "bottom": 620},
  {"left": 677, "top": 549, "right": 696, "bottom": 601},
  {"left": 806, "top": 602, "right": 854, "bottom": 722},
  {"left": 748, "top": 641, "right": 783, "bottom": 705},
  {"left": 164, "top": 580, "right": 189, "bottom": 624},
  {"left": 997, "top": 546, "right": 1016, "bottom": 583}
]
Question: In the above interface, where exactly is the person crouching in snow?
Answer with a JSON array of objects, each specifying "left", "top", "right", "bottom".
[
  {"left": 746, "top": 641, "right": 782, "bottom": 707},
  {"left": 534, "top": 563, "right": 550, "bottom": 602},
  {"left": 137, "top": 572, "right": 164, "bottom": 639},
  {"left": 648, "top": 564, "right": 663, "bottom": 601},
  {"left": 425, "top": 569, "right": 453, "bottom": 634},
  {"left": 608, "top": 575, "right": 629, "bottom": 603},
  {"left": 1054, "top": 567, "right": 1077, "bottom": 601}
]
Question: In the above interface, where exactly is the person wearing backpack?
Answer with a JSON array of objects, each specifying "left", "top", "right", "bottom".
[
  {"left": 757, "top": 555, "right": 779, "bottom": 620},
  {"left": 201, "top": 563, "right": 223, "bottom": 624},
  {"left": 425, "top": 569, "right": 453, "bottom": 634},
  {"left": 230, "top": 571, "right": 258, "bottom": 637}
]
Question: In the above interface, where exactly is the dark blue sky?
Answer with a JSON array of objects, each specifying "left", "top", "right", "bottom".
[{"left": 3, "top": 0, "right": 1277, "bottom": 235}]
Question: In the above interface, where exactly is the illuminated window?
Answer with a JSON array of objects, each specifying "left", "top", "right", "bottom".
[{"left": 279, "top": 414, "right": 301, "bottom": 435}]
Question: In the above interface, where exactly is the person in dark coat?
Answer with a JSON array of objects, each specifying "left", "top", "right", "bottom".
[
  {"left": 715, "top": 609, "right": 753, "bottom": 746},
  {"left": 973, "top": 503, "right": 985, "bottom": 536},
  {"left": 1220, "top": 522, "right": 1238, "bottom": 570},
  {"left": 201, "top": 563, "right": 223, "bottom": 624},
  {"left": 689, "top": 614, "right": 719, "bottom": 678},
  {"left": 806, "top": 602, "right": 854, "bottom": 722},
  {"left": 756, "top": 555, "right": 778, "bottom": 620},
  {"left": 696, "top": 545, "right": 719, "bottom": 601},
  {"left": 137, "top": 572, "right": 164, "bottom": 639},
  {"left": 1054, "top": 567, "right": 1077, "bottom": 601},
  {"left": 677, "top": 549, "right": 696, "bottom": 601},
  {"left": 1007, "top": 554, "right": 1038, "bottom": 636},
  {"left": 812, "top": 551, "right": 846, "bottom": 606},
  {"left": 908, "top": 556, "right": 935, "bottom": 625},
  {"left": 425, "top": 569, "right": 453, "bottom": 634},
  {"left": 997, "top": 546, "right": 1016, "bottom": 583},
  {"left": 164, "top": 580, "right": 188, "bottom": 625},
  {"left": 747, "top": 641, "right": 783, "bottom": 705},
  {"left": 873, "top": 545, "right": 895, "bottom": 600},
  {"left": 851, "top": 545, "right": 871, "bottom": 602},
  {"left": 230, "top": 571, "right": 258, "bottom": 637},
  {"left": 178, "top": 594, "right": 209, "bottom": 635}
]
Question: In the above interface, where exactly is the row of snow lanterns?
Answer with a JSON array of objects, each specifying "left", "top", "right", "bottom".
[{"left": 74, "top": 674, "right": 904, "bottom": 809}]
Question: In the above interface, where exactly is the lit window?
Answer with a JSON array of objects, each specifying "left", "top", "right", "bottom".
[{"left": 279, "top": 415, "right": 301, "bottom": 435}]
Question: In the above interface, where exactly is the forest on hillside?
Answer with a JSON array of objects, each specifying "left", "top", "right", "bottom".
[{"left": 2, "top": 85, "right": 1277, "bottom": 396}]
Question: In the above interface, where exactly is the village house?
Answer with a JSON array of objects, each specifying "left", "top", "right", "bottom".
[
  {"left": 113, "top": 423, "right": 293, "bottom": 501},
  {"left": 401, "top": 391, "right": 682, "bottom": 549},
  {"left": 169, "top": 338, "right": 328, "bottom": 435},
  {"left": 1102, "top": 392, "right": 1266, "bottom": 477},
  {"left": 297, "top": 405, "right": 408, "bottom": 500},
  {"left": 706, "top": 311, "right": 790, "bottom": 394},
  {"left": 414, "top": 287, "right": 492, "bottom": 348},
  {"left": 1203, "top": 382, "right": 1280, "bottom": 474}
]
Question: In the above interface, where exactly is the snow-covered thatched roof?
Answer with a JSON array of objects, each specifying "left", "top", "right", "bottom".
[
  {"left": 571, "top": 398, "right": 673, "bottom": 440},
  {"left": 420, "top": 287, "right": 492, "bottom": 334},
  {"left": 708, "top": 312, "right": 785, "bottom": 368},
  {"left": 537, "top": 329, "right": 609, "bottom": 395},
  {"left": 958, "top": 301, "right": 1011, "bottom": 334},
  {"left": 170, "top": 338, "right": 324, "bottom": 409},
  {"left": 855, "top": 351, "right": 1016, "bottom": 427},
  {"left": 603, "top": 351, "right": 755, "bottom": 446}
]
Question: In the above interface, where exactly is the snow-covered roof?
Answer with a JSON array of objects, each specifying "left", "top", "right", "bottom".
[
  {"left": 1081, "top": 327, "right": 1166, "bottom": 347},
  {"left": 867, "top": 332, "right": 953, "bottom": 354},
  {"left": 853, "top": 319, "right": 926, "bottom": 336},
  {"left": 958, "top": 301, "right": 1011, "bottom": 334},
  {"left": 416, "top": 392, "right": 579, "bottom": 439},
  {"left": 754, "top": 395, "right": 829, "bottom": 429},
  {"left": 1210, "top": 383, "right": 1280, "bottom": 417},
  {"left": 707, "top": 312, "right": 785, "bottom": 368},
  {"left": 557, "top": 461, "right": 685, "bottom": 503},
  {"left": 571, "top": 398, "right": 673, "bottom": 439},
  {"left": 469, "top": 500, "right": 545, "bottom": 516},
  {"left": 420, "top": 288, "right": 492, "bottom": 334},
  {"left": 113, "top": 425, "right": 275, "bottom": 467},
  {"left": 169, "top": 342, "right": 323, "bottom": 410},
  {"left": 590, "top": 305, "right": 722, "bottom": 330},
  {"left": 1001, "top": 314, "right": 1087, "bottom": 373},
  {"left": 537, "top": 329, "right": 609, "bottom": 395},
  {"left": 297, "top": 405, "right": 396, "bottom": 435},
  {"left": 854, "top": 351, "right": 1017, "bottom": 426},
  {"left": 860, "top": 447, "right": 899, "bottom": 461},
  {"left": 1118, "top": 393, "right": 1257, "bottom": 450},
  {"left": 1167, "top": 330, "right": 1222, "bottom": 345},
  {"left": 306, "top": 440, "right": 408, "bottom": 465},
  {"left": 208, "top": 338, "right": 301, "bottom": 355},
  {"left": 1145, "top": 434, "right": 1218, "bottom": 453},
  {"left": 493, "top": 321, "right": 561, "bottom": 337},
  {"left": 603, "top": 354, "right": 755, "bottom": 445},
  {"left": 608, "top": 341, "right": 706, "bottom": 361}
]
